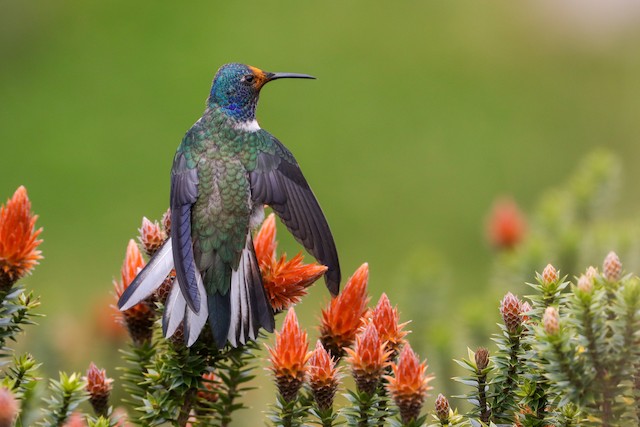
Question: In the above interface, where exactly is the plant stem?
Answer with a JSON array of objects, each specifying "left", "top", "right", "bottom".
[
  {"left": 177, "top": 388, "right": 195, "bottom": 427},
  {"left": 477, "top": 372, "right": 490, "bottom": 423}
]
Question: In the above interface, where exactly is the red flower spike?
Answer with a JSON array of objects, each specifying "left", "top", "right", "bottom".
[
  {"left": 319, "top": 263, "right": 370, "bottom": 358},
  {"left": 113, "top": 240, "right": 154, "bottom": 345},
  {"left": 500, "top": 292, "right": 523, "bottom": 334},
  {"left": 385, "top": 343, "right": 434, "bottom": 424},
  {"left": 63, "top": 413, "right": 87, "bottom": 427},
  {"left": 267, "top": 308, "right": 310, "bottom": 402},
  {"left": 85, "top": 362, "right": 113, "bottom": 417},
  {"left": 370, "top": 293, "right": 409, "bottom": 358},
  {"left": 198, "top": 371, "right": 219, "bottom": 403},
  {"left": 603, "top": 251, "right": 622, "bottom": 282},
  {"left": 138, "top": 217, "right": 166, "bottom": 257},
  {"left": 345, "top": 323, "right": 390, "bottom": 395},
  {"left": 308, "top": 340, "right": 340, "bottom": 410},
  {"left": 255, "top": 214, "right": 327, "bottom": 311},
  {"left": 0, "top": 186, "right": 43, "bottom": 292},
  {"left": 0, "top": 387, "right": 18, "bottom": 427},
  {"left": 486, "top": 197, "right": 526, "bottom": 250}
]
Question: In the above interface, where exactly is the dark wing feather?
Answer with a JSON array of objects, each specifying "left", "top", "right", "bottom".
[
  {"left": 250, "top": 132, "right": 341, "bottom": 295},
  {"left": 170, "top": 150, "right": 201, "bottom": 312}
]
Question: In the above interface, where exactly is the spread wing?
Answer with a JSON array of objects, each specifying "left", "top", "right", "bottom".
[
  {"left": 170, "top": 149, "right": 202, "bottom": 312},
  {"left": 250, "top": 131, "right": 341, "bottom": 295}
]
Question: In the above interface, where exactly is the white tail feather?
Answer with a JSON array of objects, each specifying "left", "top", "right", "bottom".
[
  {"left": 227, "top": 233, "right": 258, "bottom": 346},
  {"left": 163, "top": 279, "right": 186, "bottom": 339},
  {"left": 185, "top": 274, "right": 208, "bottom": 347},
  {"left": 119, "top": 238, "right": 174, "bottom": 311}
]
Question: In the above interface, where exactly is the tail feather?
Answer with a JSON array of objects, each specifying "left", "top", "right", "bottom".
[
  {"left": 184, "top": 274, "right": 208, "bottom": 347},
  {"left": 248, "top": 238, "right": 275, "bottom": 333},
  {"left": 209, "top": 293, "right": 231, "bottom": 349},
  {"left": 119, "top": 239, "right": 174, "bottom": 311},
  {"left": 227, "top": 233, "right": 274, "bottom": 347},
  {"left": 155, "top": 233, "right": 275, "bottom": 349},
  {"left": 163, "top": 278, "right": 186, "bottom": 338}
]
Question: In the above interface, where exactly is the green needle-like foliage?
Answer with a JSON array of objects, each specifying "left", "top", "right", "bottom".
[
  {"left": 342, "top": 389, "right": 389, "bottom": 427},
  {"left": 39, "top": 372, "right": 88, "bottom": 427},
  {"left": 0, "top": 287, "right": 40, "bottom": 362}
]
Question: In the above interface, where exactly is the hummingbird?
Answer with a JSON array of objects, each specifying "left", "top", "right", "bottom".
[{"left": 118, "top": 63, "right": 341, "bottom": 348}]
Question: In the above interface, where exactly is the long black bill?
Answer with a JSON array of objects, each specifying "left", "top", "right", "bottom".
[{"left": 266, "top": 72, "right": 316, "bottom": 81}]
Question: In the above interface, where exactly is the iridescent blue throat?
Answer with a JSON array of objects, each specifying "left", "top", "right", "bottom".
[{"left": 208, "top": 77, "right": 259, "bottom": 123}]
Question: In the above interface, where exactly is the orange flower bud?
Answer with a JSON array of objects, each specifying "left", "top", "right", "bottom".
[
  {"left": 543, "top": 306, "right": 560, "bottom": 335},
  {"left": 113, "top": 240, "right": 154, "bottom": 345},
  {"left": 308, "top": 340, "right": 340, "bottom": 410},
  {"left": 435, "top": 393, "right": 450, "bottom": 422},
  {"left": 603, "top": 251, "right": 622, "bottom": 282},
  {"left": 370, "top": 293, "right": 409, "bottom": 358},
  {"left": 345, "top": 323, "right": 389, "bottom": 395},
  {"left": 385, "top": 343, "right": 434, "bottom": 424},
  {"left": 486, "top": 197, "right": 526, "bottom": 250},
  {"left": 500, "top": 292, "right": 523, "bottom": 334},
  {"left": 267, "top": 308, "right": 310, "bottom": 402},
  {"left": 319, "top": 263, "right": 370, "bottom": 358},
  {"left": 541, "top": 264, "right": 558, "bottom": 285},
  {"left": 577, "top": 275, "right": 593, "bottom": 294},
  {"left": 198, "top": 371, "right": 219, "bottom": 403},
  {"left": 0, "top": 387, "right": 18, "bottom": 427},
  {"left": 0, "top": 186, "right": 43, "bottom": 292},
  {"left": 85, "top": 362, "right": 113, "bottom": 417},
  {"left": 63, "top": 413, "right": 86, "bottom": 427},
  {"left": 138, "top": 217, "right": 166, "bottom": 257}
]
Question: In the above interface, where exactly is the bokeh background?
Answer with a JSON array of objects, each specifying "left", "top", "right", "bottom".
[{"left": 3, "top": 0, "right": 640, "bottom": 422}]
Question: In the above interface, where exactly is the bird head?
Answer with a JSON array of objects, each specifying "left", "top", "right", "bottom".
[{"left": 208, "top": 63, "right": 315, "bottom": 124}]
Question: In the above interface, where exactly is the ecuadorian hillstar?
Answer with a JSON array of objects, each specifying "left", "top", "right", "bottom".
[{"left": 118, "top": 63, "right": 341, "bottom": 348}]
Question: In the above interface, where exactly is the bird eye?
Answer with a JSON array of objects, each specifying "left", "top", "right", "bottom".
[{"left": 242, "top": 74, "right": 255, "bottom": 85}]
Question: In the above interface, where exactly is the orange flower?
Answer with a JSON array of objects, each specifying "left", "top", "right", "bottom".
[
  {"left": 345, "top": 323, "right": 390, "bottom": 395},
  {"left": 138, "top": 216, "right": 166, "bottom": 257},
  {"left": 63, "top": 413, "right": 86, "bottom": 427},
  {"left": 267, "top": 308, "right": 310, "bottom": 402},
  {"left": 486, "top": 197, "right": 526, "bottom": 250},
  {"left": 255, "top": 214, "right": 327, "bottom": 312},
  {"left": 85, "top": 362, "right": 113, "bottom": 417},
  {"left": 369, "top": 293, "right": 409, "bottom": 358},
  {"left": 113, "top": 240, "right": 154, "bottom": 344},
  {"left": 319, "top": 263, "right": 370, "bottom": 358},
  {"left": 198, "top": 371, "right": 219, "bottom": 403},
  {"left": 308, "top": 340, "right": 340, "bottom": 410},
  {"left": 93, "top": 295, "right": 127, "bottom": 343},
  {"left": 0, "top": 387, "right": 18, "bottom": 427},
  {"left": 0, "top": 186, "right": 43, "bottom": 291},
  {"left": 385, "top": 343, "right": 434, "bottom": 424}
]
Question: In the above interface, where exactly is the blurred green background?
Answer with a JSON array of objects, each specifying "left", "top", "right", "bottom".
[{"left": 3, "top": 0, "right": 640, "bottom": 421}]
